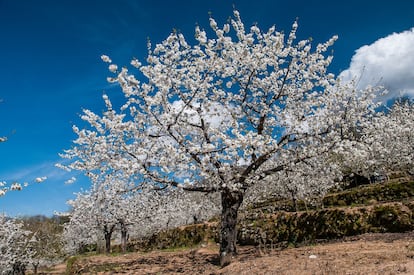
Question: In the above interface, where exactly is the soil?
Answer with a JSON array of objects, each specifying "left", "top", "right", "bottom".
[{"left": 50, "top": 231, "right": 414, "bottom": 274}]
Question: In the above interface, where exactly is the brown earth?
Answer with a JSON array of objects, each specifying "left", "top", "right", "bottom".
[{"left": 51, "top": 231, "right": 414, "bottom": 274}]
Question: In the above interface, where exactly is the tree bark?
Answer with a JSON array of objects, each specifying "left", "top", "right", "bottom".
[
  {"left": 104, "top": 224, "right": 115, "bottom": 254},
  {"left": 32, "top": 262, "right": 39, "bottom": 274},
  {"left": 219, "top": 190, "right": 244, "bottom": 267},
  {"left": 120, "top": 221, "right": 128, "bottom": 253},
  {"left": 12, "top": 261, "right": 26, "bottom": 275}
]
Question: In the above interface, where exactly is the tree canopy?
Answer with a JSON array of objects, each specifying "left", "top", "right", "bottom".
[{"left": 60, "top": 10, "right": 397, "bottom": 266}]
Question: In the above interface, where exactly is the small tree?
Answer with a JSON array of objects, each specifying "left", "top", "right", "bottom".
[
  {"left": 66, "top": 188, "right": 118, "bottom": 254},
  {"left": 61, "top": 10, "right": 380, "bottom": 265},
  {"left": 0, "top": 215, "right": 35, "bottom": 274},
  {"left": 366, "top": 100, "right": 414, "bottom": 178},
  {"left": 64, "top": 172, "right": 143, "bottom": 254},
  {"left": 62, "top": 208, "right": 98, "bottom": 255},
  {"left": 244, "top": 157, "right": 342, "bottom": 211},
  {"left": 329, "top": 98, "right": 414, "bottom": 182}
]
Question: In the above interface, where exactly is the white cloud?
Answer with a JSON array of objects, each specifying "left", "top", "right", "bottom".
[{"left": 340, "top": 28, "right": 414, "bottom": 101}]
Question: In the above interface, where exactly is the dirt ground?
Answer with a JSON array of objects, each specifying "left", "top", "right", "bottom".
[{"left": 52, "top": 231, "right": 414, "bottom": 274}]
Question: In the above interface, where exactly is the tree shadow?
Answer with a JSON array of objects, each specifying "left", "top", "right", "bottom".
[{"left": 205, "top": 254, "right": 221, "bottom": 266}]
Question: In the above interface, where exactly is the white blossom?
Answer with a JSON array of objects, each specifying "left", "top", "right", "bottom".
[
  {"left": 10, "top": 182, "right": 22, "bottom": 191},
  {"left": 108, "top": 64, "right": 118, "bottom": 73},
  {"left": 35, "top": 176, "right": 47, "bottom": 183},
  {"left": 130, "top": 58, "right": 141, "bottom": 68},
  {"left": 60, "top": 10, "right": 389, "bottom": 265},
  {"left": 101, "top": 55, "right": 112, "bottom": 63},
  {"left": 0, "top": 215, "right": 35, "bottom": 273}
]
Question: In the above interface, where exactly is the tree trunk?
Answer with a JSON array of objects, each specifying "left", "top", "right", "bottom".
[
  {"left": 219, "top": 190, "right": 244, "bottom": 267},
  {"left": 104, "top": 231, "right": 111, "bottom": 254},
  {"left": 120, "top": 221, "right": 128, "bottom": 253},
  {"left": 104, "top": 224, "right": 115, "bottom": 254},
  {"left": 121, "top": 229, "right": 128, "bottom": 253},
  {"left": 32, "top": 263, "right": 39, "bottom": 274},
  {"left": 290, "top": 192, "right": 298, "bottom": 212},
  {"left": 12, "top": 261, "right": 26, "bottom": 275}
]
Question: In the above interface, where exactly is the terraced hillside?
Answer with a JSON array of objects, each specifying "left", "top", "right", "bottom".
[
  {"left": 59, "top": 179, "right": 414, "bottom": 274},
  {"left": 124, "top": 179, "right": 414, "bottom": 251}
]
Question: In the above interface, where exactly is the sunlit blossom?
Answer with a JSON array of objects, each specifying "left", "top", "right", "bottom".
[
  {"left": 101, "top": 55, "right": 112, "bottom": 63},
  {"left": 108, "top": 64, "right": 118, "bottom": 73},
  {"left": 59, "top": 10, "right": 399, "bottom": 265},
  {"left": 35, "top": 176, "right": 47, "bottom": 183}
]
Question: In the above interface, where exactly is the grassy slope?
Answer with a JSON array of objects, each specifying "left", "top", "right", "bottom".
[
  {"left": 66, "top": 179, "right": 414, "bottom": 273},
  {"left": 123, "top": 179, "right": 414, "bottom": 252}
]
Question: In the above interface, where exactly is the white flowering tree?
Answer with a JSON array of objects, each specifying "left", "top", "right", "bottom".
[
  {"left": 63, "top": 177, "right": 219, "bottom": 254},
  {"left": 64, "top": 172, "right": 150, "bottom": 254},
  {"left": 357, "top": 99, "right": 414, "bottom": 179},
  {"left": 62, "top": 205, "right": 98, "bottom": 255},
  {"left": 0, "top": 215, "right": 35, "bottom": 274},
  {"left": 65, "top": 183, "right": 122, "bottom": 254},
  {"left": 129, "top": 187, "right": 220, "bottom": 236},
  {"left": 243, "top": 156, "right": 342, "bottom": 211},
  {"left": 60, "top": 11, "right": 380, "bottom": 265},
  {"left": 63, "top": 193, "right": 99, "bottom": 254}
]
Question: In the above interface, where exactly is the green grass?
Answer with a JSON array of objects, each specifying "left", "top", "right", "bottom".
[{"left": 65, "top": 256, "right": 79, "bottom": 275}]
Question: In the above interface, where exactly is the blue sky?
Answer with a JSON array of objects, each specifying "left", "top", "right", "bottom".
[{"left": 0, "top": 0, "right": 413, "bottom": 217}]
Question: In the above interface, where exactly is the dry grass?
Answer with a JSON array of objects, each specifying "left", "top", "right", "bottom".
[{"left": 51, "top": 231, "right": 414, "bottom": 274}]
